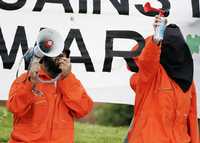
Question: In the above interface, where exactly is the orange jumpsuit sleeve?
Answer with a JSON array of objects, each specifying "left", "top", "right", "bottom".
[
  {"left": 57, "top": 72, "right": 93, "bottom": 118},
  {"left": 138, "top": 36, "right": 161, "bottom": 82},
  {"left": 7, "top": 74, "right": 35, "bottom": 117},
  {"left": 188, "top": 83, "right": 200, "bottom": 143}
]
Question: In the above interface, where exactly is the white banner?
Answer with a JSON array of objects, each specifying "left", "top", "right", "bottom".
[{"left": 0, "top": 0, "right": 200, "bottom": 117}]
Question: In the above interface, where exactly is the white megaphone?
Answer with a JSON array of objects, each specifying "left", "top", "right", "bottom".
[
  {"left": 24, "top": 28, "right": 64, "bottom": 61},
  {"left": 16, "top": 28, "right": 65, "bottom": 95}
]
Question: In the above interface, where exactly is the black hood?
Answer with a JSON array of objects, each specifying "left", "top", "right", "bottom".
[
  {"left": 160, "top": 24, "right": 193, "bottom": 92},
  {"left": 40, "top": 56, "right": 62, "bottom": 79}
]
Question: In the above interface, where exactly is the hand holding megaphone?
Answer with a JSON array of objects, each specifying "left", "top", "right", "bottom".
[
  {"left": 153, "top": 15, "right": 167, "bottom": 44},
  {"left": 56, "top": 56, "right": 71, "bottom": 78}
]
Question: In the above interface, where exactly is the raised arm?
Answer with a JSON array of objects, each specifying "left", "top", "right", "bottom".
[
  {"left": 137, "top": 36, "right": 161, "bottom": 82},
  {"left": 7, "top": 74, "right": 35, "bottom": 117}
]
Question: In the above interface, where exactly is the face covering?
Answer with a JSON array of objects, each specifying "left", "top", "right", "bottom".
[
  {"left": 160, "top": 24, "right": 193, "bottom": 92},
  {"left": 41, "top": 56, "right": 62, "bottom": 78}
]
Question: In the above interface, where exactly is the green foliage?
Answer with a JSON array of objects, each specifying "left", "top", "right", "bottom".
[
  {"left": 0, "top": 107, "right": 12, "bottom": 143},
  {"left": 94, "top": 104, "right": 133, "bottom": 126},
  {"left": 0, "top": 106, "right": 128, "bottom": 143},
  {"left": 186, "top": 34, "right": 200, "bottom": 54}
]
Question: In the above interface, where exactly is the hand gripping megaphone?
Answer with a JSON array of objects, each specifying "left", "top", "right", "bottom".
[{"left": 24, "top": 28, "right": 64, "bottom": 61}]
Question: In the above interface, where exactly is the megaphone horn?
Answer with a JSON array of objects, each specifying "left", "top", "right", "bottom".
[
  {"left": 144, "top": 2, "right": 164, "bottom": 15},
  {"left": 34, "top": 28, "right": 64, "bottom": 58}
]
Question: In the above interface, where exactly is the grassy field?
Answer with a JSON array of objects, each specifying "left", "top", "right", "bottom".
[{"left": 0, "top": 107, "right": 128, "bottom": 143}]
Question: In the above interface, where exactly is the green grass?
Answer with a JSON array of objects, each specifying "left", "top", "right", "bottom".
[
  {"left": 75, "top": 123, "right": 128, "bottom": 143},
  {"left": 0, "top": 107, "right": 128, "bottom": 143}
]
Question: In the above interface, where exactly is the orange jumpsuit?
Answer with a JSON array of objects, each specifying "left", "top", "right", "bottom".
[
  {"left": 7, "top": 70, "right": 93, "bottom": 143},
  {"left": 128, "top": 37, "right": 199, "bottom": 143}
]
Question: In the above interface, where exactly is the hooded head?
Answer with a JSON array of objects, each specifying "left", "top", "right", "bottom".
[
  {"left": 39, "top": 49, "right": 70, "bottom": 78},
  {"left": 160, "top": 24, "right": 193, "bottom": 92}
]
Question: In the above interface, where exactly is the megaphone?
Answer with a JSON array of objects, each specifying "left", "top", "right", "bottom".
[
  {"left": 17, "top": 28, "right": 64, "bottom": 79},
  {"left": 24, "top": 28, "right": 64, "bottom": 61},
  {"left": 144, "top": 2, "right": 169, "bottom": 17}
]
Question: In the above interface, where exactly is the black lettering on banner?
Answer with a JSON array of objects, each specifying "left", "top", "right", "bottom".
[
  {"left": 93, "top": 0, "right": 101, "bottom": 14},
  {"left": 0, "top": 26, "right": 29, "bottom": 69},
  {"left": 103, "top": 30, "right": 145, "bottom": 72},
  {"left": 64, "top": 29, "right": 95, "bottom": 72},
  {"left": 33, "top": 0, "right": 73, "bottom": 13},
  {"left": 109, "top": 0, "right": 129, "bottom": 15},
  {"left": 79, "top": 0, "right": 87, "bottom": 13},
  {"left": 135, "top": 0, "right": 171, "bottom": 17},
  {"left": 0, "top": 0, "right": 26, "bottom": 10},
  {"left": 191, "top": 0, "right": 200, "bottom": 17}
]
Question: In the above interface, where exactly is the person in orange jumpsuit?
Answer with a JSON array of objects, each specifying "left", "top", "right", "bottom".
[
  {"left": 7, "top": 49, "right": 93, "bottom": 143},
  {"left": 127, "top": 16, "right": 199, "bottom": 143}
]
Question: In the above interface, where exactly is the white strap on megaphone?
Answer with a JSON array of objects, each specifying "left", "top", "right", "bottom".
[{"left": 35, "top": 73, "right": 62, "bottom": 84}]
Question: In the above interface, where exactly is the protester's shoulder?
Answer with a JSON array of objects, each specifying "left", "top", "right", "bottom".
[
  {"left": 130, "top": 73, "right": 139, "bottom": 90},
  {"left": 64, "top": 72, "right": 77, "bottom": 81},
  {"left": 14, "top": 72, "right": 28, "bottom": 83},
  {"left": 130, "top": 73, "right": 139, "bottom": 81},
  {"left": 191, "top": 80, "right": 197, "bottom": 92}
]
